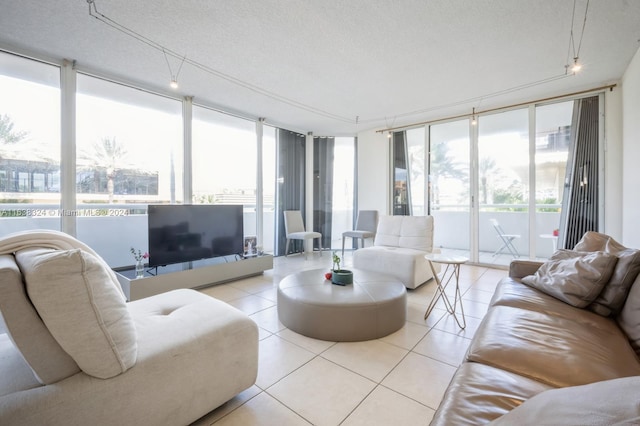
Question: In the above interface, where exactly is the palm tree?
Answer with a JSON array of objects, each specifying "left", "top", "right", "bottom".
[
  {"left": 0, "top": 114, "right": 27, "bottom": 146},
  {"left": 479, "top": 157, "right": 497, "bottom": 205},
  {"left": 83, "top": 137, "right": 128, "bottom": 203},
  {"left": 429, "top": 142, "right": 466, "bottom": 208}
]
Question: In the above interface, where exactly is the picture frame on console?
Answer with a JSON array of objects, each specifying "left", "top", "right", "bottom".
[{"left": 244, "top": 236, "right": 257, "bottom": 257}]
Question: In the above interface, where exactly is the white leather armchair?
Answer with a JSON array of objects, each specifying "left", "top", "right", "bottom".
[{"left": 353, "top": 215, "right": 441, "bottom": 289}]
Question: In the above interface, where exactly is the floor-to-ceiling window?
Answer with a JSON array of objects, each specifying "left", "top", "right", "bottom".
[
  {"left": 0, "top": 49, "right": 357, "bottom": 265},
  {"left": 406, "top": 128, "right": 426, "bottom": 216},
  {"left": 192, "top": 106, "right": 257, "bottom": 249},
  {"left": 477, "top": 109, "right": 529, "bottom": 265},
  {"left": 534, "top": 101, "right": 572, "bottom": 258},
  {"left": 330, "top": 137, "right": 355, "bottom": 249},
  {"left": 429, "top": 119, "right": 470, "bottom": 258},
  {"left": 76, "top": 74, "right": 183, "bottom": 267},
  {"left": 0, "top": 51, "right": 61, "bottom": 235}
]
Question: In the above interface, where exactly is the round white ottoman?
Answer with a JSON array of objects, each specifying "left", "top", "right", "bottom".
[{"left": 277, "top": 268, "right": 407, "bottom": 341}]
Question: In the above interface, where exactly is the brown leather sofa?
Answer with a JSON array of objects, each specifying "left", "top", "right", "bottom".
[{"left": 431, "top": 233, "right": 640, "bottom": 425}]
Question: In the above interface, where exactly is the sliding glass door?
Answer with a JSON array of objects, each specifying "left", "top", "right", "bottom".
[
  {"left": 477, "top": 109, "right": 529, "bottom": 265},
  {"left": 429, "top": 120, "right": 470, "bottom": 259},
  {"left": 398, "top": 97, "right": 596, "bottom": 266},
  {"left": 534, "top": 101, "right": 572, "bottom": 258}
]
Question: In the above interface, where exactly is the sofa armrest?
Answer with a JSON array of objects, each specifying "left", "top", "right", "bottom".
[{"left": 509, "top": 260, "right": 543, "bottom": 279}]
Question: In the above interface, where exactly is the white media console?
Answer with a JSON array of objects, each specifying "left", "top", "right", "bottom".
[{"left": 115, "top": 254, "right": 274, "bottom": 301}]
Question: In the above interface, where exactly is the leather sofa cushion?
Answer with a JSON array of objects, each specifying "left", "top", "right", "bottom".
[
  {"left": 466, "top": 305, "right": 640, "bottom": 387},
  {"left": 489, "top": 376, "right": 640, "bottom": 425},
  {"left": 490, "top": 278, "right": 620, "bottom": 328},
  {"left": 0, "top": 253, "right": 80, "bottom": 384},
  {"left": 430, "top": 362, "right": 552, "bottom": 426},
  {"left": 618, "top": 273, "right": 640, "bottom": 357},
  {"left": 16, "top": 248, "right": 137, "bottom": 379},
  {"left": 508, "top": 260, "right": 543, "bottom": 279},
  {"left": 521, "top": 249, "right": 617, "bottom": 308},
  {"left": 574, "top": 231, "right": 640, "bottom": 316}
]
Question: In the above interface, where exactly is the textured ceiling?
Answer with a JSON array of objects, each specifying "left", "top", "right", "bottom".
[{"left": 1, "top": 0, "right": 639, "bottom": 135}]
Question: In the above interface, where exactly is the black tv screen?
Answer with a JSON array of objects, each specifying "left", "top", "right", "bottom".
[{"left": 148, "top": 204, "right": 244, "bottom": 267}]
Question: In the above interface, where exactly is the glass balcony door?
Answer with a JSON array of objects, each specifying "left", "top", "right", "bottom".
[
  {"left": 429, "top": 120, "right": 471, "bottom": 259},
  {"left": 534, "top": 101, "right": 572, "bottom": 259},
  {"left": 477, "top": 109, "right": 530, "bottom": 266}
]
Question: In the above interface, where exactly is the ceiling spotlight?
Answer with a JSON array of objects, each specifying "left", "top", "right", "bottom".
[
  {"left": 471, "top": 108, "right": 477, "bottom": 126},
  {"left": 163, "top": 49, "right": 186, "bottom": 91},
  {"left": 387, "top": 131, "right": 392, "bottom": 139},
  {"left": 571, "top": 58, "right": 582, "bottom": 73}
]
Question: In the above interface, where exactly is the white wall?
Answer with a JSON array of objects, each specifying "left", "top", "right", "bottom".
[
  {"left": 357, "top": 129, "right": 390, "bottom": 215},
  {"left": 622, "top": 46, "right": 640, "bottom": 247},
  {"left": 604, "top": 86, "right": 623, "bottom": 240}
]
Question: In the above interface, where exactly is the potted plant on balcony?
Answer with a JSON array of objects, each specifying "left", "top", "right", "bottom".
[{"left": 331, "top": 251, "right": 353, "bottom": 286}]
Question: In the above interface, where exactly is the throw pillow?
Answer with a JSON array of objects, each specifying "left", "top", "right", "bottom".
[
  {"left": 1, "top": 251, "right": 81, "bottom": 384},
  {"left": 521, "top": 249, "right": 617, "bottom": 308},
  {"left": 574, "top": 231, "right": 640, "bottom": 316},
  {"left": 19, "top": 248, "right": 137, "bottom": 379},
  {"left": 488, "top": 376, "right": 640, "bottom": 425}
]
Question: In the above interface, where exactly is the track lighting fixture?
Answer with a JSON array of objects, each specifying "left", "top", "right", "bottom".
[
  {"left": 565, "top": 0, "right": 589, "bottom": 75},
  {"left": 570, "top": 57, "right": 582, "bottom": 73},
  {"left": 163, "top": 49, "right": 185, "bottom": 90}
]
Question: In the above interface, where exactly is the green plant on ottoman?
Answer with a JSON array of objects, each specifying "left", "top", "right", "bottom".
[{"left": 331, "top": 251, "right": 353, "bottom": 285}]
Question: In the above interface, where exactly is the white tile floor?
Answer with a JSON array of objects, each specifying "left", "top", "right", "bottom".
[{"left": 191, "top": 251, "right": 508, "bottom": 426}]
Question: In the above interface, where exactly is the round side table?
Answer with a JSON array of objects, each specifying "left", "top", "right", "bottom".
[{"left": 424, "top": 254, "right": 468, "bottom": 329}]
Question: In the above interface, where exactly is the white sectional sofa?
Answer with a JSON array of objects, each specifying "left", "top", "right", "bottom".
[
  {"left": 0, "top": 230, "right": 258, "bottom": 426},
  {"left": 353, "top": 215, "right": 441, "bottom": 289}
]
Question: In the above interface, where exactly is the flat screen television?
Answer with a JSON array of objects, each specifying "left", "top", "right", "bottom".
[{"left": 148, "top": 204, "right": 244, "bottom": 267}]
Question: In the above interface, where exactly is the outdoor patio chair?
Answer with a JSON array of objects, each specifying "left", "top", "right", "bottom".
[{"left": 490, "top": 218, "right": 520, "bottom": 258}]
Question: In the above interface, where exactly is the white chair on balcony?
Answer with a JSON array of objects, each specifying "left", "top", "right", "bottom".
[
  {"left": 342, "top": 210, "right": 378, "bottom": 258},
  {"left": 284, "top": 210, "right": 322, "bottom": 259},
  {"left": 490, "top": 218, "right": 520, "bottom": 258}
]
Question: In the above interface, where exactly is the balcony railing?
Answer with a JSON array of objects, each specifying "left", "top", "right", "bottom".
[{"left": 0, "top": 203, "right": 560, "bottom": 268}]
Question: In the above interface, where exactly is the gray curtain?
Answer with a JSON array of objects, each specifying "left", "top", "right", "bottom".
[
  {"left": 275, "top": 129, "right": 306, "bottom": 256},
  {"left": 559, "top": 95, "right": 600, "bottom": 249},
  {"left": 313, "top": 137, "right": 335, "bottom": 250}
]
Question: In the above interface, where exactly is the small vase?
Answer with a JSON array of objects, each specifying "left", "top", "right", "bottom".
[{"left": 135, "top": 259, "right": 144, "bottom": 278}]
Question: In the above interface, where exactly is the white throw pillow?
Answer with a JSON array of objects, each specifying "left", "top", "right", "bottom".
[
  {"left": 489, "top": 376, "right": 640, "bottom": 425},
  {"left": 19, "top": 248, "right": 137, "bottom": 379},
  {"left": 2, "top": 252, "right": 80, "bottom": 384}
]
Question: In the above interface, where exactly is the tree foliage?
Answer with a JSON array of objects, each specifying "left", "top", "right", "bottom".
[
  {"left": 90, "top": 137, "right": 128, "bottom": 170},
  {"left": 0, "top": 114, "right": 28, "bottom": 145}
]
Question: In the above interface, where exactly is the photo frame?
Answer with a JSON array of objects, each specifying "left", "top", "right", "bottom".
[{"left": 244, "top": 236, "right": 257, "bottom": 257}]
